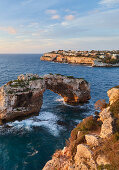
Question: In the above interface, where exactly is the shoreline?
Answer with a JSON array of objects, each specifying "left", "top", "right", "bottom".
[{"left": 40, "top": 56, "right": 119, "bottom": 67}]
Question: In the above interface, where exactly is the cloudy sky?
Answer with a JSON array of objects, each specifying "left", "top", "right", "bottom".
[{"left": 0, "top": 0, "right": 119, "bottom": 53}]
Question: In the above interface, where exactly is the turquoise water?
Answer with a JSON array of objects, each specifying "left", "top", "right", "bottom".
[{"left": 0, "top": 54, "right": 119, "bottom": 170}]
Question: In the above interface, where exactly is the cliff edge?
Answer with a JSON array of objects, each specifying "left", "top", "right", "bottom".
[{"left": 43, "top": 86, "right": 119, "bottom": 170}]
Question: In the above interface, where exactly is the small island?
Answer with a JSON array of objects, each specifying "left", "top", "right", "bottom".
[{"left": 40, "top": 50, "right": 119, "bottom": 67}]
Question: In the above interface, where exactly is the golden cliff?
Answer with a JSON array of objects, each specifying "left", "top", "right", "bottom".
[
  {"left": 40, "top": 53, "right": 96, "bottom": 66},
  {"left": 43, "top": 86, "right": 119, "bottom": 170}
]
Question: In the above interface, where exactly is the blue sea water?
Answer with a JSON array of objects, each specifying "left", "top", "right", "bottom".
[{"left": 0, "top": 54, "right": 119, "bottom": 170}]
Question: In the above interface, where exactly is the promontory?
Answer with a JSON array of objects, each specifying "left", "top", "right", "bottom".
[{"left": 40, "top": 50, "right": 119, "bottom": 67}]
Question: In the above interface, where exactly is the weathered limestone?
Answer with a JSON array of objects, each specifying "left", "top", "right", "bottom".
[
  {"left": 41, "top": 54, "right": 96, "bottom": 66},
  {"left": 96, "top": 155, "right": 110, "bottom": 166},
  {"left": 85, "top": 134, "right": 101, "bottom": 146},
  {"left": 44, "top": 74, "right": 90, "bottom": 105},
  {"left": 107, "top": 87, "right": 119, "bottom": 105},
  {"left": 0, "top": 73, "right": 90, "bottom": 122},
  {"left": 74, "top": 144, "right": 97, "bottom": 170},
  {"left": 0, "top": 74, "right": 45, "bottom": 122},
  {"left": 99, "top": 107, "right": 114, "bottom": 138}
]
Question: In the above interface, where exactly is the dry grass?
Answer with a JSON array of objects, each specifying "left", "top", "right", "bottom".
[{"left": 94, "top": 135, "right": 119, "bottom": 169}]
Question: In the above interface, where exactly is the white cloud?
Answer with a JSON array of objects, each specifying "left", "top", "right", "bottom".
[
  {"left": 61, "top": 22, "right": 69, "bottom": 26},
  {"left": 99, "top": 0, "right": 119, "bottom": 6},
  {"left": 51, "top": 15, "right": 60, "bottom": 19},
  {"left": 65, "top": 15, "right": 75, "bottom": 21},
  {"left": 46, "top": 9, "right": 57, "bottom": 14},
  {"left": 0, "top": 26, "right": 17, "bottom": 34}
]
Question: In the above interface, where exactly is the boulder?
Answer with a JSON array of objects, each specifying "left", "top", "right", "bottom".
[
  {"left": 74, "top": 144, "right": 97, "bottom": 169},
  {"left": 96, "top": 155, "right": 110, "bottom": 166},
  {"left": 85, "top": 134, "right": 101, "bottom": 146}
]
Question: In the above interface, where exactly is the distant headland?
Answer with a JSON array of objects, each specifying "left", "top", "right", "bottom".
[{"left": 40, "top": 50, "right": 119, "bottom": 67}]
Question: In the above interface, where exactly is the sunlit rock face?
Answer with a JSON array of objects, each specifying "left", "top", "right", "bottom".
[
  {"left": 44, "top": 74, "right": 91, "bottom": 105},
  {"left": 0, "top": 74, "right": 45, "bottom": 123},
  {"left": 0, "top": 73, "right": 90, "bottom": 123},
  {"left": 107, "top": 86, "right": 119, "bottom": 105}
]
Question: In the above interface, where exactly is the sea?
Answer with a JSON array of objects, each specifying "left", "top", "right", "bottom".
[{"left": 0, "top": 54, "right": 119, "bottom": 170}]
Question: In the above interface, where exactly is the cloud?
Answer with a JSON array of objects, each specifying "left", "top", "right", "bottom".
[
  {"left": 65, "top": 15, "right": 75, "bottom": 21},
  {"left": 61, "top": 22, "right": 69, "bottom": 26},
  {"left": 46, "top": 9, "right": 57, "bottom": 14},
  {"left": 0, "top": 26, "right": 17, "bottom": 34},
  {"left": 51, "top": 15, "right": 60, "bottom": 19},
  {"left": 99, "top": 0, "right": 119, "bottom": 6}
]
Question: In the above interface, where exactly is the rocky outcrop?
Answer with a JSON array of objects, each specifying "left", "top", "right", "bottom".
[
  {"left": 44, "top": 74, "right": 90, "bottom": 105},
  {"left": 99, "top": 107, "right": 114, "bottom": 138},
  {"left": 85, "top": 134, "right": 101, "bottom": 146},
  {"left": 107, "top": 86, "right": 119, "bottom": 105},
  {"left": 43, "top": 85, "right": 119, "bottom": 170},
  {"left": 0, "top": 74, "right": 45, "bottom": 123},
  {"left": 0, "top": 74, "right": 90, "bottom": 122}
]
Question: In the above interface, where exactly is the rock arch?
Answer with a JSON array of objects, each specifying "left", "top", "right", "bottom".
[{"left": 0, "top": 74, "right": 90, "bottom": 123}]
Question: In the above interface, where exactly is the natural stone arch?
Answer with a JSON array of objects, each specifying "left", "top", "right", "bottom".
[
  {"left": 44, "top": 74, "right": 90, "bottom": 105},
  {"left": 0, "top": 74, "right": 90, "bottom": 123}
]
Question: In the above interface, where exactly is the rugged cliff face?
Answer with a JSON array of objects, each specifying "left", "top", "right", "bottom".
[
  {"left": 40, "top": 55, "right": 96, "bottom": 66},
  {"left": 0, "top": 74, "right": 90, "bottom": 123},
  {"left": 43, "top": 86, "right": 119, "bottom": 170},
  {"left": 0, "top": 74, "right": 45, "bottom": 123}
]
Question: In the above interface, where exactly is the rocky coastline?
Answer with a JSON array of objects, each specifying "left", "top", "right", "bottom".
[
  {"left": 40, "top": 52, "right": 119, "bottom": 67},
  {"left": 0, "top": 73, "right": 90, "bottom": 123},
  {"left": 43, "top": 86, "right": 119, "bottom": 170}
]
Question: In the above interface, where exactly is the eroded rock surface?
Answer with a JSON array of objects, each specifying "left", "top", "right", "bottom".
[
  {"left": 44, "top": 74, "right": 90, "bottom": 105},
  {"left": 43, "top": 85, "right": 119, "bottom": 170},
  {"left": 0, "top": 73, "right": 90, "bottom": 122},
  {"left": 107, "top": 86, "right": 119, "bottom": 105},
  {"left": 0, "top": 74, "right": 45, "bottom": 122},
  {"left": 99, "top": 107, "right": 114, "bottom": 138}
]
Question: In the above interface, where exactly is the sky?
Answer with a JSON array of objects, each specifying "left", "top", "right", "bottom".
[{"left": 0, "top": 0, "right": 119, "bottom": 53}]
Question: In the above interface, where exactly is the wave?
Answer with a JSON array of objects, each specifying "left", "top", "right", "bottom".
[{"left": 0, "top": 111, "right": 63, "bottom": 137}]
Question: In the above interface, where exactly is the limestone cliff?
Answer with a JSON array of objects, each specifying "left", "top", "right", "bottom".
[
  {"left": 0, "top": 74, "right": 90, "bottom": 123},
  {"left": 0, "top": 74, "right": 45, "bottom": 123},
  {"left": 40, "top": 54, "right": 96, "bottom": 66},
  {"left": 43, "top": 86, "right": 119, "bottom": 170}
]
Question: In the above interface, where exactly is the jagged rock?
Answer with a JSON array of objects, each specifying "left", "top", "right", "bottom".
[
  {"left": 96, "top": 155, "right": 110, "bottom": 166},
  {"left": 44, "top": 74, "right": 90, "bottom": 105},
  {"left": 107, "top": 87, "right": 119, "bottom": 105},
  {"left": 99, "top": 107, "right": 112, "bottom": 121},
  {"left": 99, "top": 107, "right": 114, "bottom": 138},
  {"left": 18, "top": 73, "right": 39, "bottom": 81},
  {"left": 85, "top": 134, "right": 101, "bottom": 146},
  {"left": 100, "top": 117, "right": 114, "bottom": 138},
  {"left": 0, "top": 73, "right": 90, "bottom": 122},
  {"left": 0, "top": 75, "right": 45, "bottom": 122},
  {"left": 74, "top": 144, "right": 97, "bottom": 170}
]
